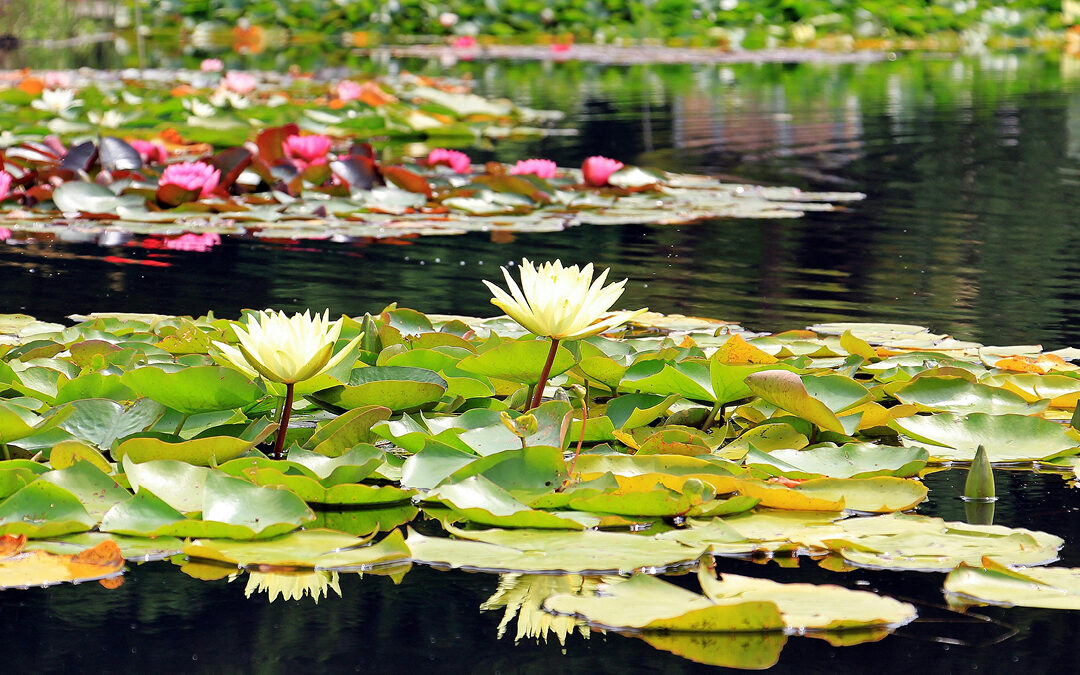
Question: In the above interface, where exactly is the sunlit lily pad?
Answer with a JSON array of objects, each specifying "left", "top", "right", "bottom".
[
  {"left": 745, "top": 444, "right": 929, "bottom": 480},
  {"left": 183, "top": 528, "right": 409, "bottom": 570},
  {"left": 889, "top": 413, "right": 1080, "bottom": 462},
  {"left": 944, "top": 557, "right": 1080, "bottom": 609}
]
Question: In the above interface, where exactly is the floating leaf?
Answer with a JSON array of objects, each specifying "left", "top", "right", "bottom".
[
  {"left": 945, "top": 557, "right": 1080, "bottom": 609},
  {"left": 0, "top": 481, "right": 96, "bottom": 538},
  {"left": 889, "top": 413, "right": 1080, "bottom": 462},
  {"left": 120, "top": 365, "right": 264, "bottom": 415},
  {"left": 745, "top": 443, "right": 929, "bottom": 479}
]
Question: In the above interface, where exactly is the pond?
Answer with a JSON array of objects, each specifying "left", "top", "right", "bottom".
[{"left": 4, "top": 44, "right": 1080, "bottom": 672}]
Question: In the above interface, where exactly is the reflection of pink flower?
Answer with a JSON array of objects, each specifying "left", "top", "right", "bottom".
[
  {"left": 130, "top": 139, "right": 168, "bottom": 165},
  {"left": 0, "top": 171, "right": 11, "bottom": 201},
  {"left": 582, "top": 156, "right": 624, "bottom": 187},
  {"left": 223, "top": 71, "right": 257, "bottom": 94},
  {"left": 165, "top": 232, "right": 222, "bottom": 252},
  {"left": 336, "top": 80, "right": 362, "bottom": 101},
  {"left": 201, "top": 58, "right": 224, "bottom": 73},
  {"left": 159, "top": 161, "right": 220, "bottom": 197},
  {"left": 509, "top": 159, "right": 557, "bottom": 179},
  {"left": 427, "top": 148, "right": 471, "bottom": 174},
  {"left": 550, "top": 43, "right": 571, "bottom": 53},
  {"left": 283, "top": 134, "right": 332, "bottom": 169},
  {"left": 453, "top": 36, "right": 477, "bottom": 49}
]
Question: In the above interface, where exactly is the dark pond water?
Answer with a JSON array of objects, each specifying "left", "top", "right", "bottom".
[{"left": 5, "top": 44, "right": 1080, "bottom": 672}]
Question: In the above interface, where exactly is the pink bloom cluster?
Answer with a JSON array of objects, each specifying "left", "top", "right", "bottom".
[
  {"left": 283, "top": 134, "right": 332, "bottom": 169},
  {"left": 165, "top": 232, "right": 222, "bottom": 252},
  {"left": 200, "top": 58, "right": 224, "bottom": 73},
  {"left": 582, "top": 155, "right": 623, "bottom": 187},
  {"left": 509, "top": 158, "right": 557, "bottom": 179},
  {"left": 43, "top": 71, "right": 71, "bottom": 89},
  {"left": 159, "top": 161, "right": 220, "bottom": 197},
  {"left": 336, "top": 80, "right": 362, "bottom": 102},
  {"left": 0, "top": 171, "right": 12, "bottom": 201},
  {"left": 427, "top": 148, "right": 471, "bottom": 174},
  {"left": 453, "top": 36, "right": 478, "bottom": 49},
  {"left": 223, "top": 71, "right": 257, "bottom": 95},
  {"left": 130, "top": 139, "right": 168, "bottom": 165}
]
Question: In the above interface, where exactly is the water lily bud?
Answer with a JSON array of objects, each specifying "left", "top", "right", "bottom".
[
  {"left": 361, "top": 313, "right": 382, "bottom": 354},
  {"left": 964, "top": 445, "right": 996, "bottom": 500},
  {"left": 681, "top": 478, "right": 715, "bottom": 505}
]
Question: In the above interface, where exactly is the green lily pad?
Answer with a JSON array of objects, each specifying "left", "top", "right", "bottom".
[
  {"left": 0, "top": 480, "right": 96, "bottom": 538},
  {"left": 38, "top": 461, "right": 130, "bottom": 519},
  {"left": 407, "top": 525, "right": 706, "bottom": 573},
  {"left": 891, "top": 377, "right": 1047, "bottom": 415},
  {"left": 432, "top": 476, "right": 588, "bottom": 529},
  {"left": 183, "top": 528, "right": 410, "bottom": 570},
  {"left": 305, "top": 405, "right": 391, "bottom": 457},
  {"left": 114, "top": 432, "right": 252, "bottom": 465},
  {"left": 889, "top": 413, "right": 1080, "bottom": 462},
  {"left": 745, "top": 371, "right": 870, "bottom": 434},
  {"left": 121, "top": 455, "right": 210, "bottom": 513},
  {"left": 544, "top": 573, "right": 784, "bottom": 632},
  {"left": 58, "top": 397, "right": 166, "bottom": 450},
  {"left": 945, "top": 557, "right": 1080, "bottom": 609},
  {"left": 120, "top": 365, "right": 264, "bottom": 415},
  {"left": 308, "top": 366, "right": 446, "bottom": 413},
  {"left": 457, "top": 339, "right": 576, "bottom": 385},
  {"left": 745, "top": 443, "right": 929, "bottom": 479}
]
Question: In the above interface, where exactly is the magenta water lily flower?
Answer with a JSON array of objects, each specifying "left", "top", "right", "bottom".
[
  {"left": 427, "top": 148, "right": 471, "bottom": 174},
  {"left": 159, "top": 161, "right": 220, "bottom": 198},
  {"left": 130, "top": 139, "right": 167, "bottom": 165},
  {"left": 223, "top": 71, "right": 257, "bottom": 95},
  {"left": 200, "top": 58, "right": 224, "bottom": 73},
  {"left": 0, "top": 171, "right": 11, "bottom": 201},
  {"left": 509, "top": 159, "right": 557, "bottom": 179},
  {"left": 284, "top": 134, "right": 332, "bottom": 169},
  {"left": 582, "top": 155, "right": 624, "bottom": 187},
  {"left": 336, "top": 80, "right": 362, "bottom": 101},
  {"left": 453, "top": 36, "right": 478, "bottom": 49}
]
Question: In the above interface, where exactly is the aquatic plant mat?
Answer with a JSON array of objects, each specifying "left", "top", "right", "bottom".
[
  {"left": 0, "top": 69, "right": 862, "bottom": 242},
  {"left": 1, "top": 306, "right": 1079, "bottom": 667}
]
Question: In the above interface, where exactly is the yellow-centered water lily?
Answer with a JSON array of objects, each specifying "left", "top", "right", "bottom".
[
  {"left": 213, "top": 309, "right": 361, "bottom": 459},
  {"left": 484, "top": 259, "right": 645, "bottom": 411},
  {"left": 214, "top": 309, "right": 359, "bottom": 384},
  {"left": 483, "top": 259, "right": 646, "bottom": 340}
]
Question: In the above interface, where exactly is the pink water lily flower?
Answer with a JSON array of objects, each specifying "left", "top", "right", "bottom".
[
  {"left": 159, "top": 161, "right": 220, "bottom": 198},
  {"left": 283, "top": 134, "right": 332, "bottom": 170},
  {"left": 427, "top": 148, "right": 471, "bottom": 174},
  {"left": 201, "top": 58, "right": 224, "bottom": 73},
  {"left": 453, "top": 36, "right": 478, "bottom": 49},
  {"left": 582, "top": 155, "right": 624, "bottom": 187},
  {"left": 509, "top": 159, "right": 557, "bottom": 179},
  {"left": 129, "top": 139, "right": 168, "bottom": 165},
  {"left": 336, "top": 80, "right": 362, "bottom": 101},
  {"left": 223, "top": 71, "right": 257, "bottom": 95},
  {"left": 0, "top": 171, "right": 12, "bottom": 201}
]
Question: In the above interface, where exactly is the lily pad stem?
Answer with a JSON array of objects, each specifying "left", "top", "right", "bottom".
[
  {"left": 561, "top": 381, "right": 589, "bottom": 491},
  {"left": 272, "top": 382, "right": 295, "bottom": 460},
  {"left": 0, "top": 441, "right": 8, "bottom": 462},
  {"left": 529, "top": 337, "right": 561, "bottom": 411},
  {"left": 173, "top": 414, "right": 190, "bottom": 436},
  {"left": 701, "top": 402, "right": 725, "bottom": 432}
]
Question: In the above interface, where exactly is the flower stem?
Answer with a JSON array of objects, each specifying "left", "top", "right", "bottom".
[
  {"left": 529, "top": 338, "right": 560, "bottom": 411},
  {"left": 173, "top": 414, "right": 190, "bottom": 436},
  {"left": 272, "top": 382, "right": 295, "bottom": 460}
]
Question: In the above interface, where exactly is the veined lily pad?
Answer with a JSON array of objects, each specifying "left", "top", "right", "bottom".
[
  {"left": 431, "top": 476, "right": 589, "bottom": 529},
  {"left": 889, "top": 413, "right": 1080, "bottom": 462},
  {"left": 120, "top": 365, "right": 264, "bottom": 415},
  {"left": 945, "top": 557, "right": 1080, "bottom": 610},
  {"left": 745, "top": 443, "right": 929, "bottom": 479},
  {"left": 121, "top": 455, "right": 208, "bottom": 513},
  {"left": 457, "top": 340, "right": 576, "bottom": 385},
  {"left": 891, "top": 377, "right": 1047, "bottom": 415},
  {"left": 745, "top": 371, "right": 870, "bottom": 435},
  {"left": 38, "top": 461, "right": 130, "bottom": 519},
  {"left": 0, "top": 481, "right": 96, "bottom": 538},
  {"left": 308, "top": 366, "right": 446, "bottom": 413}
]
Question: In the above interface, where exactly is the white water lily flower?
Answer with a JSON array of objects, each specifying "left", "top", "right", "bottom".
[
  {"left": 213, "top": 309, "right": 360, "bottom": 384},
  {"left": 88, "top": 110, "right": 128, "bottom": 128},
  {"left": 484, "top": 258, "right": 647, "bottom": 340},
  {"left": 31, "top": 88, "right": 83, "bottom": 117},
  {"left": 183, "top": 98, "right": 217, "bottom": 118},
  {"left": 209, "top": 89, "right": 251, "bottom": 109}
]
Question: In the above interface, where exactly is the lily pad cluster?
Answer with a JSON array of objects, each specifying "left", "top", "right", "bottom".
[{"left": 1, "top": 307, "right": 1079, "bottom": 667}]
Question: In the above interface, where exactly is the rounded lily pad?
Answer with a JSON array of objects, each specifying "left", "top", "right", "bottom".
[
  {"left": 308, "top": 366, "right": 446, "bottom": 413},
  {"left": 120, "top": 365, "right": 264, "bottom": 415},
  {"left": 889, "top": 413, "right": 1080, "bottom": 463},
  {"left": 114, "top": 432, "right": 252, "bottom": 466}
]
